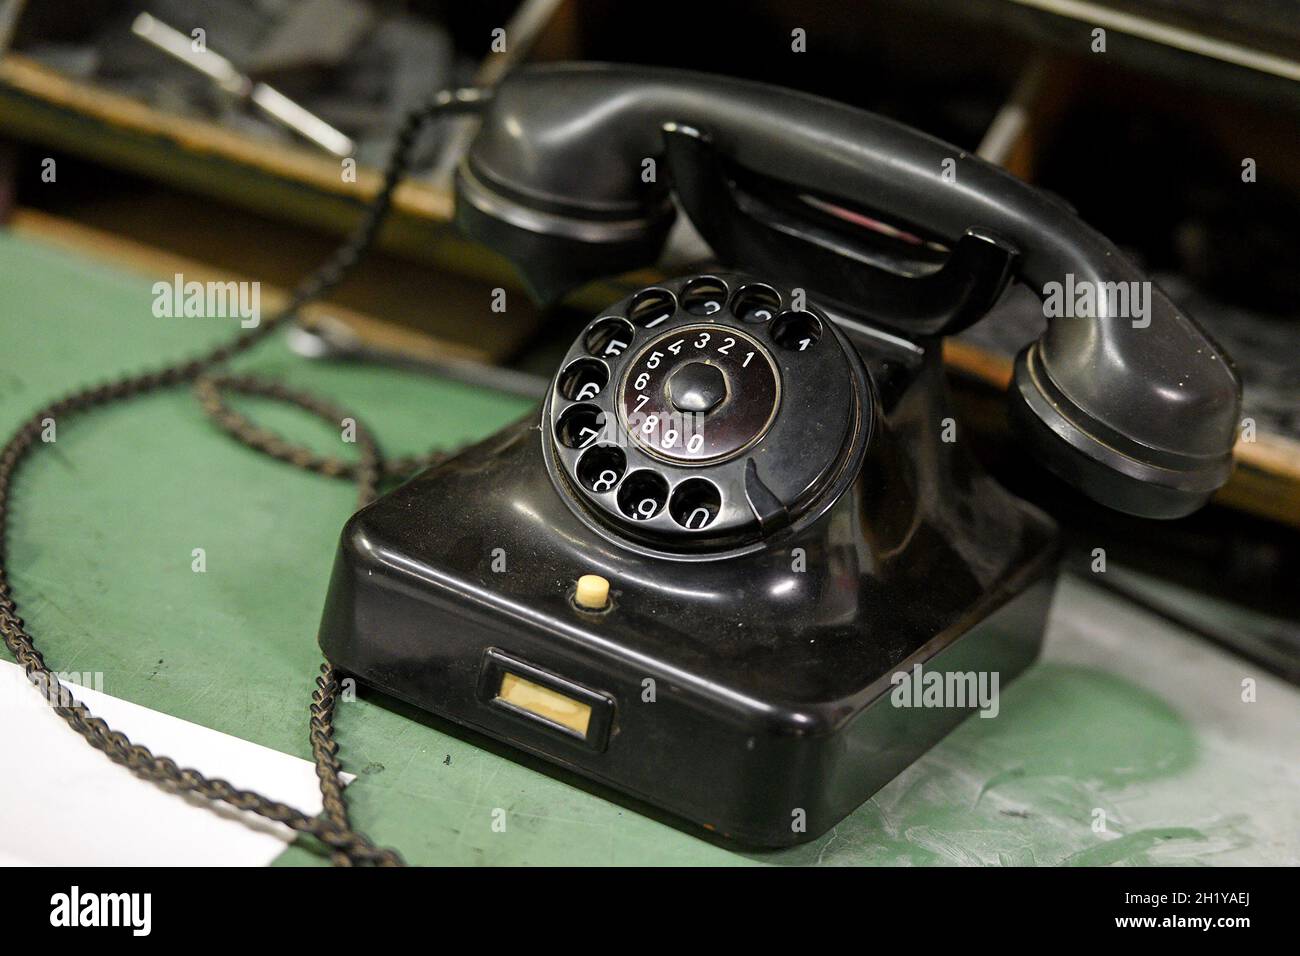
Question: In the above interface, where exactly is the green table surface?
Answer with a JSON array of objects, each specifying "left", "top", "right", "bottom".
[{"left": 2, "top": 231, "right": 1297, "bottom": 866}]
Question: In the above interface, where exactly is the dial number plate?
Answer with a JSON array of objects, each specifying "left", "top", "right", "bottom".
[{"left": 619, "top": 325, "right": 779, "bottom": 465}]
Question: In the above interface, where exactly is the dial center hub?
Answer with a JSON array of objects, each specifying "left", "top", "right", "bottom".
[{"left": 668, "top": 362, "right": 727, "bottom": 414}]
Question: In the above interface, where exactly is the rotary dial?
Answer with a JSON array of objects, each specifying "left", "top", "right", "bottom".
[{"left": 545, "top": 273, "right": 868, "bottom": 549}]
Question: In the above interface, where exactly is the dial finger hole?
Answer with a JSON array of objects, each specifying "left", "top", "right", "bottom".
[
  {"left": 771, "top": 310, "right": 823, "bottom": 351},
  {"left": 556, "top": 404, "right": 609, "bottom": 449},
  {"left": 558, "top": 358, "right": 610, "bottom": 401},
  {"left": 628, "top": 288, "right": 677, "bottom": 328},
  {"left": 616, "top": 470, "right": 669, "bottom": 521},
  {"left": 681, "top": 276, "right": 729, "bottom": 316},
  {"left": 576, "top": 444, "right": 626, "bottom": 494},
  {"left": 731, "top": 284, "right": 781, "bottom": 323},
  {"left": 584, "top": 317, "right": 635, "bottom": 359},
  {"left": 669, "top": 478, "right": 722, "bottom": 530}
]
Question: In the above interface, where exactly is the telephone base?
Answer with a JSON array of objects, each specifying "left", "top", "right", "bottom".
[{"left": 319, "top": 407, "right": 1058, "bottom": 846}]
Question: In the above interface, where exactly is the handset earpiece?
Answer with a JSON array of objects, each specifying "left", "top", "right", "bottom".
[{"left": 455, "top": 63, "right": 1241, "bottom": 518}]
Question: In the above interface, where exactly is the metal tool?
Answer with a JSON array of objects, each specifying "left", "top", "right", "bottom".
[{"left": 131, "top": 11, "right": 355, "bottom": 157}]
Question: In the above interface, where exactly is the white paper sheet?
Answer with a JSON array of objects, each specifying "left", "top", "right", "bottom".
[{"left": 0, "top": 659, "right": 347, "bottom": 866}]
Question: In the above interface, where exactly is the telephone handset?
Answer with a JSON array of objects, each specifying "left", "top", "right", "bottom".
[
  {"left": 318, "top": 64, "right": 1241, "bottom": 846},
  {"left": 455, "top": 63, "right": 1239, "bottom": 518}
]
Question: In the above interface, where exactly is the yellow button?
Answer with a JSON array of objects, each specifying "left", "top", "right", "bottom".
[{"left": 574, "top": 574, "right": 610, "bottom": 610}]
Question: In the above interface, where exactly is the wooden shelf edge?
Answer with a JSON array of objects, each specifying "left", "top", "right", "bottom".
[{"left": 8, "top": 206, "right": 486, "bottom": 364}]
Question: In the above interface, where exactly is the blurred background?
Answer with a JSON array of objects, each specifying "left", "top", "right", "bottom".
[{"left": 1, "top": 0, "right": 1298, "bottom": 679}]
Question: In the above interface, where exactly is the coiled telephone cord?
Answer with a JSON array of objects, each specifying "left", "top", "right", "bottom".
[{"left": 0, "top": 87, "right": 490, "bottom": 866}]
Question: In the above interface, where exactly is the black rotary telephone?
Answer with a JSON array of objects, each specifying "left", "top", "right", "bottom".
[{"left": 318, "top": 64, "right": 1241, "bottom": 847}]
